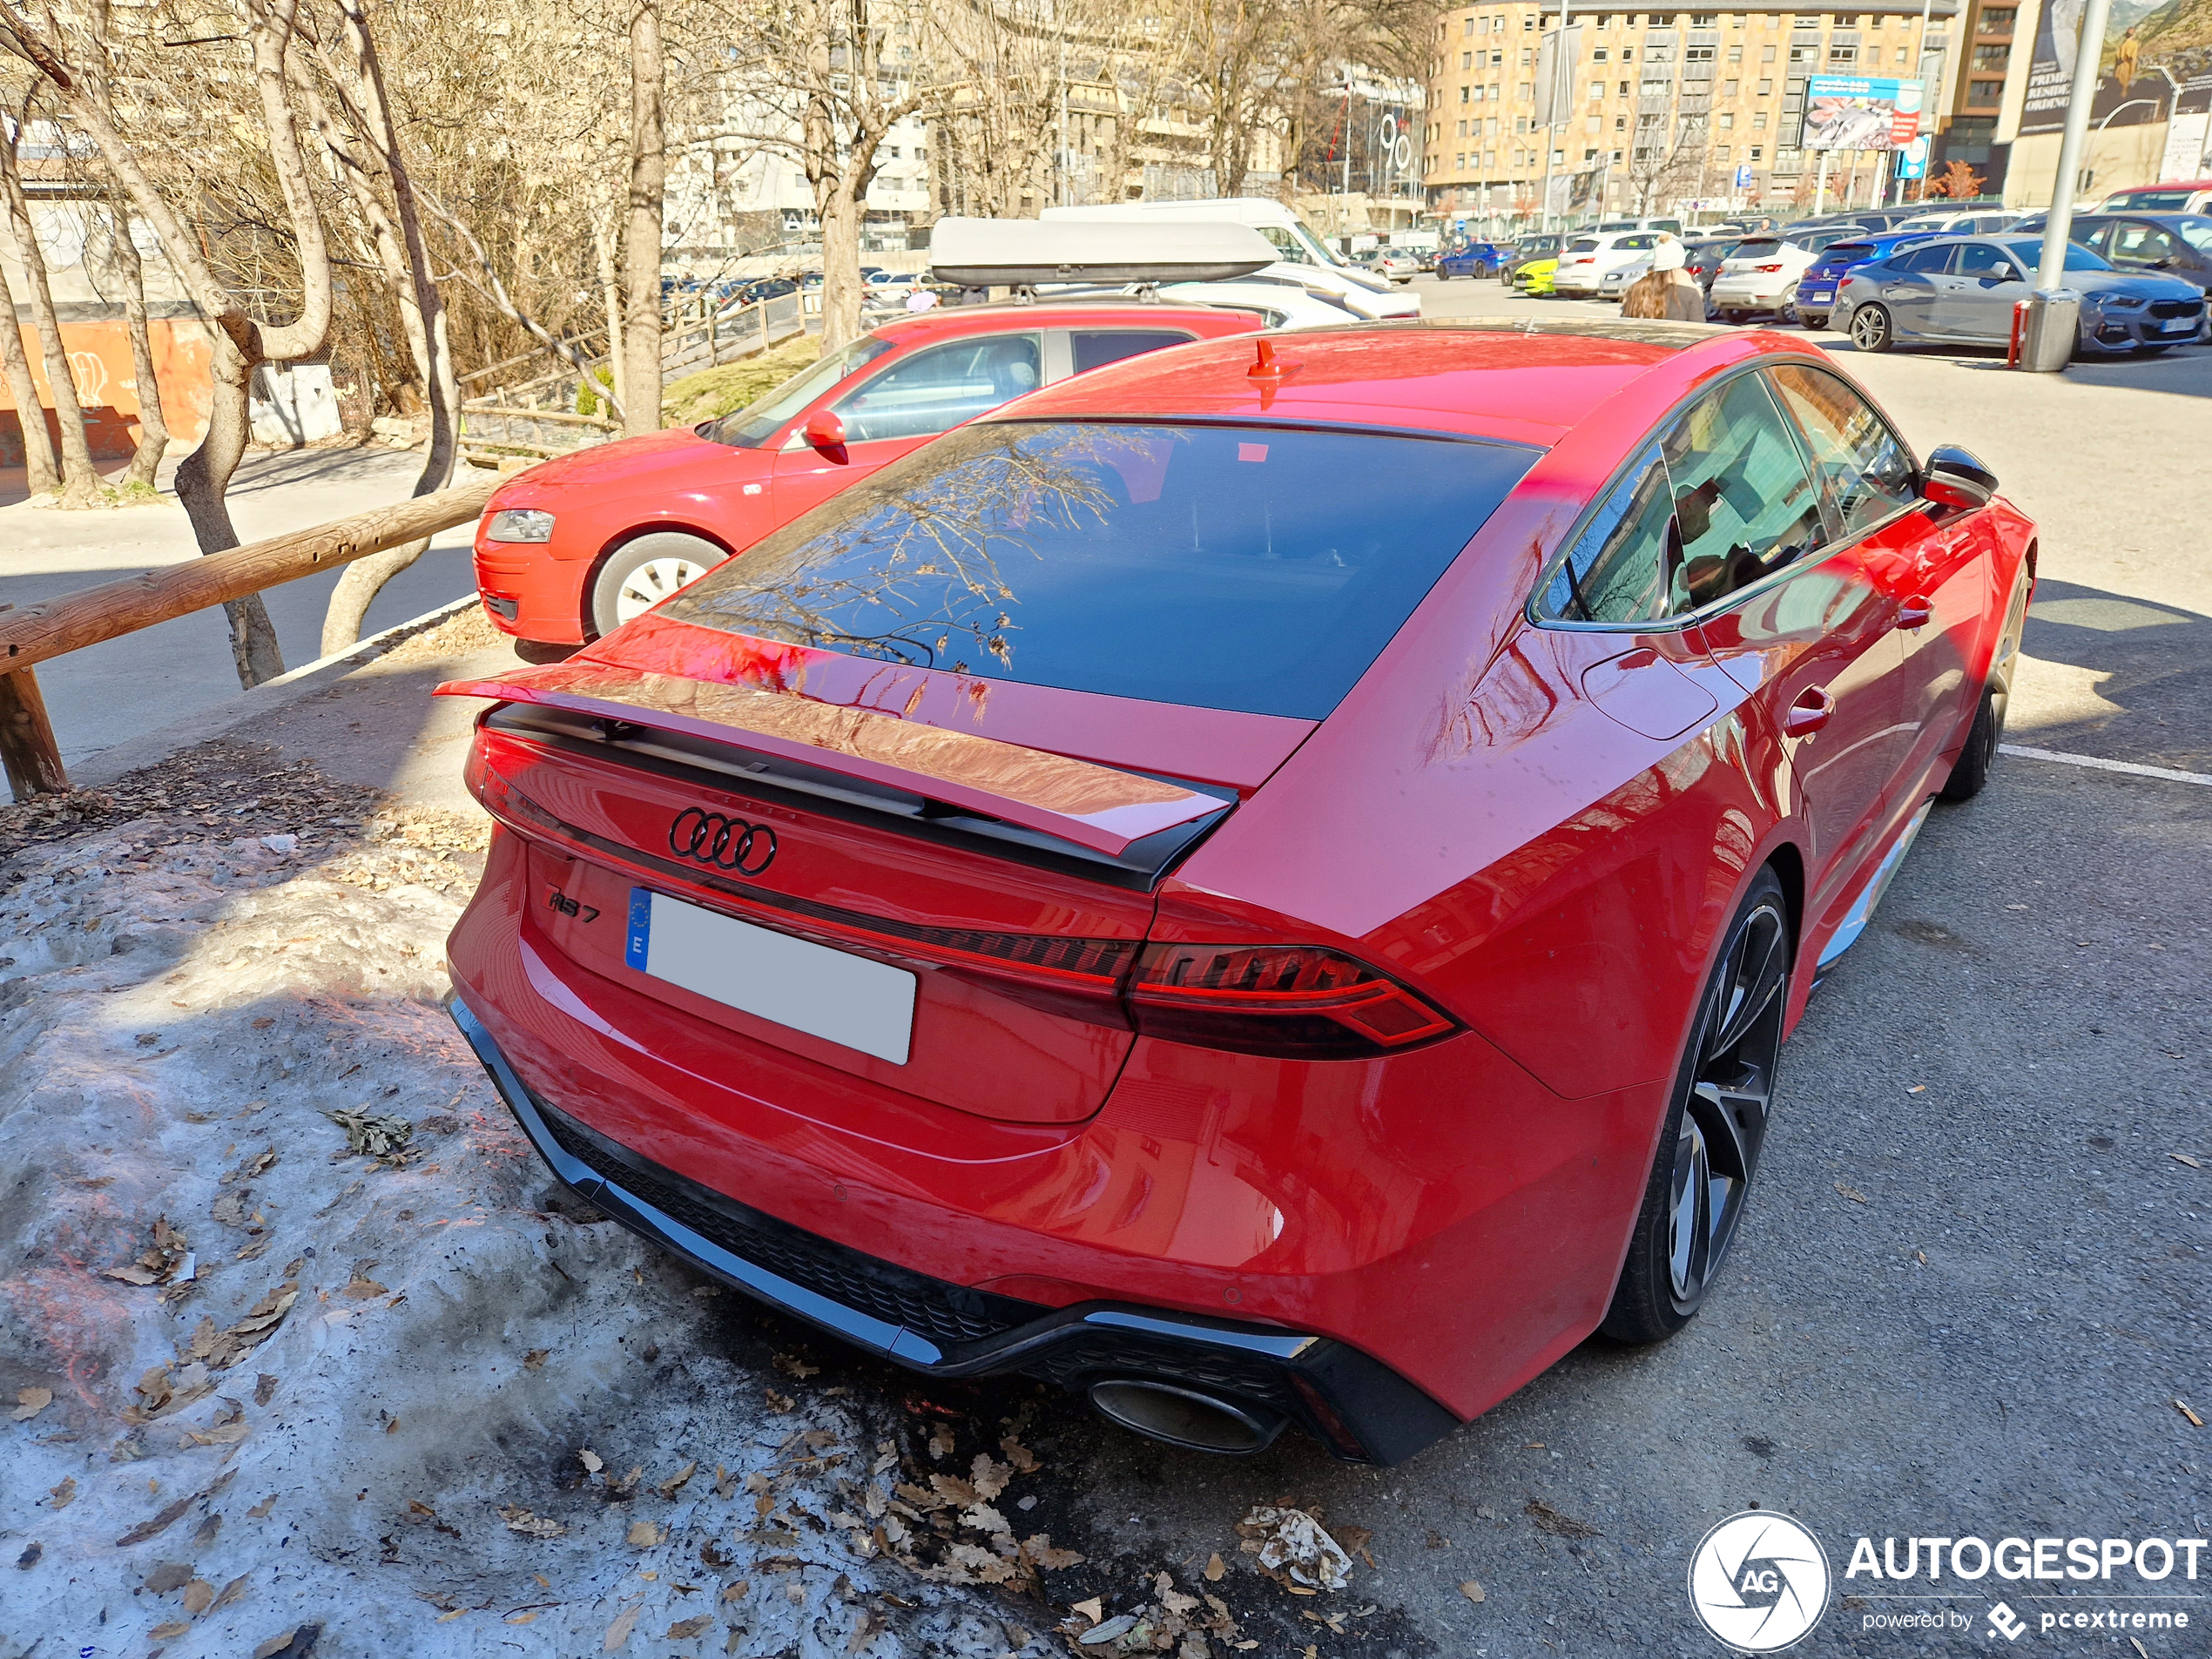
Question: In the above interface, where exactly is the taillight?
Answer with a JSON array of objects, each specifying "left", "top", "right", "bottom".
[
  {"left": 1755, "top": 262, "right": 1784, "bottom": 273},
  {"left": 1125, "top": 942, "right": 1456, "bottom": 1060}
]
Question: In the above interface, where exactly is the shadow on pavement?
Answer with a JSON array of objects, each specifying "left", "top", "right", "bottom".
[{"left": 2014, "top": 575, "right": 2211, "bottom": 773}]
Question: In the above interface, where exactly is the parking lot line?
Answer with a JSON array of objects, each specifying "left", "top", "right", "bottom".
[{"left": 1999, "top": 744, "right": 2212, "bottom": 787}]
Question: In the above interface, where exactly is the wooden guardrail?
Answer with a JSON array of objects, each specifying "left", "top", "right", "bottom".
[{"left": 0, "top": 469, "right": 502, "bottom": 803}]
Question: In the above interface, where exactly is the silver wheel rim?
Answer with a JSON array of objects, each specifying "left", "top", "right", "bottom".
[
  {"left": 1852, "top": 307, "right": 1885, "bottom": 349},
  {"left": 614, "top": 555, "right": 709, "bottom": 624}
]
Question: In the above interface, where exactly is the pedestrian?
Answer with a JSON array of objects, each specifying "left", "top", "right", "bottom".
[
  {"left": 905, "top": 286, "right": 940, "bottom": 313},
  {"left": 1622, "top": 233, "right": 1706, "bottom": 322}
]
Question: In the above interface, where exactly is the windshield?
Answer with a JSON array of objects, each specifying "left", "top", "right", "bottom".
[
  {"left": 705, "top": 336, "right": 892, "bottom": 448},
  {"left": 661, "top": 421, "right": 1537, "bottom": 719},
  {"left": 2174, "top": 216, "right": 2212, "bottom": 250},
  {"left": 2006, "top": 239, "right": 2112, "bottom": 272},
  {"left": 1568, "top": 237, "right": 1600, "bottom": 252}
]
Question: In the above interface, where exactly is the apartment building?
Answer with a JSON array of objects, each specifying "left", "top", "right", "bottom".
[{"left": 1422, "top": 0, "right": 1960, "bottom": 227}]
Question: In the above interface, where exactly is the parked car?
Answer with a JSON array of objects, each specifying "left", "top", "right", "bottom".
[
  {"left": 1513, "top": 255, "right": 1559, "bottom": 296},
  {"left": 1683, "top": 238, "right": 1740, "bottom": 293},
  {"left": 2088, "top": 179, "right": 2212, "bottom": 217},
  {"left": 735, "top": 277, "right": 799, "bottom": 305},
  {"left": 471, "top": 301, "right": 1261, "bottom": 644},
  {"left": 1793, "top": 230, "right": 1944, "bottom": 328},
  {"left": 1709, "top": 226, "right": 1871, "bottom": 321},
  {"left": 1501, "top": 234, "right": 1562, "bottom": 287},
  {"left": 1835, "top": 235, "right": 2208, "bottom": 356},
  {"left": 2009, "top": 212, "right": 2212, "bottom": 290},
  {"left": 1554, "top": 231, "right": 1665, "bottom": 298},
  {"left": 1435, "top": 240, "right": 1507, "bottom": 279},
  {"left": 1890, "top": 206, "right": 2027, "bottom": 236},
  {"left": 1139, "top": 280, "right": 1366, "bottom": 331},
  {"left": 1373, "top": 248, "right": 1423, "bottom": 283},
  {"left": 444, "top": 320, "right": 2035, "bottom": 1465}
]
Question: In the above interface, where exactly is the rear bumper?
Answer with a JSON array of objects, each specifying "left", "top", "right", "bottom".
[{"left": 449, "top": 994, "right": 1460, "bottom": 1464}]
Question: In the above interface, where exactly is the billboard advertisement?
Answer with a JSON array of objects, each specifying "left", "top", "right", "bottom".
[
  {"left": 1801, "top": 76, "right": 1927, "bottom": 150},
  {"left": 2020, "top": 0, "right": 2190, "bottom": 138}
]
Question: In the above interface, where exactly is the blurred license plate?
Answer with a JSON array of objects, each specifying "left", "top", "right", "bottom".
[
  {"left": 1806, "top": 288, "right": 1834, "bottom": 300},
  {"left": 2160, "top": 317, "right": 2195, "bottom": 332},
  {"left": 625, "top": 888, "right": 915, "bottom": 1063}
]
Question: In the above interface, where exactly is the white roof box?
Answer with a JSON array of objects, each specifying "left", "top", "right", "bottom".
[{"left": 927, "top": 217, "right": 1275, "bottom": 287}]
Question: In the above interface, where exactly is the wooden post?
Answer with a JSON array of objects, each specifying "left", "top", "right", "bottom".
[{"left": 0, "top": 664, "right": 67, "bottom": 801}]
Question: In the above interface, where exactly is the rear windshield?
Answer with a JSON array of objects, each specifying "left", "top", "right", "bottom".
[
  {"left": 661, "top": 421, "right": 1536, "bottom": 719},
  {"left": 1824, "top": 242, "right": 1876, "bottom": 260},
  {"left": 1736, "top": 238, "right": 1783, "bottom": 254},
  {"left": 2108, "top": 190, "right": 2194, "bottom": 210},
  {"left": 1568, "top": 238, "right": 1600, "bottom": 252}
]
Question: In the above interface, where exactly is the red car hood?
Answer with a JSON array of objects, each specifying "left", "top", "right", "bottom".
[{"left": 491, "top": 427, "right": 728, "bottom": 499}]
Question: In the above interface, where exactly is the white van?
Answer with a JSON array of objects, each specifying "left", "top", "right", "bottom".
[{"left": 1042, "top": 199, "right": 1421, "bottom": 319}]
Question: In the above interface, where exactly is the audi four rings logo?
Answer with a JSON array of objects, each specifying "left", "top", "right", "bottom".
[{"left": 668, "top": 807, "right": 778, "bottom": 875}]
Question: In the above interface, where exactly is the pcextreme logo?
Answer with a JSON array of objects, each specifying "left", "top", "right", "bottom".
[{"left": 1688, "top": 1510, "right": 1834, "bottom": 1651}]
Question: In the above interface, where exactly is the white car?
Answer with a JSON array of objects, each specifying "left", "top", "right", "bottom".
[
  {"left": 1224, "top": 261, "right": 1421, "bottom": 320},
  {"left": 1145, "top": 280, "right": 1364, "bottom": 331},
  {"left": 1600, "top": 256, "right": 1652, "bottom": 300},
  {"left": 1707, "top": 233, "right": 1831, "bottom": 320},
  {"left": 1891, "top": 207, "right": 2027, "bottom": 235},
  {"left": 1552, "top": 232, "right": 1663, "bottom": 298}
]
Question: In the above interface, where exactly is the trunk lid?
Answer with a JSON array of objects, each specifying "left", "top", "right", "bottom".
[{"left": 441, "top": 633, "right": 1315, "bottom": 1124}]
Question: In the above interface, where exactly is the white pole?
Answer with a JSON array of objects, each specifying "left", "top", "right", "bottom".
[
  {"left": 2036, "top": 0, "right": 2115, "bottom": 290},
  {"left": 1815, "top": 148, "right": 1831, "bottom": 213},
  {"left": 1539, "top": 0, "right": 1572, "bottom": 231}
]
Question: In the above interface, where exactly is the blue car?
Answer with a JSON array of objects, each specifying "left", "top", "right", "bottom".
[
  {"left": 1436, "top": 241, "right": 1510, "bottom": 280},
  {"left": 1792, "top": 229, "right": 1941, "bottom": 329}
]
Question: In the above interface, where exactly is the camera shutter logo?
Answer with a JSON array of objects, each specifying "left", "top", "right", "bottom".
[{"left": 1687, "top": 1511, "right": 1832, "bottom": 1651}]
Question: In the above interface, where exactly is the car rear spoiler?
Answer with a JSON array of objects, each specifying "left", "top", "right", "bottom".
[{"left": 435, "top": 662, "right": 1224, "bottom": 860}]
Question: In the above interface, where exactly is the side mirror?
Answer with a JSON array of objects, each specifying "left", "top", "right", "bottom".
[
  {"left": 1989, "top": 262, "right": 2017, "bottom": 281},
  {"left": 1920, "top": 444, "right": 1998, "bottom": 512},
  {"left": 802, "top": 408, "right": 848, "bottom": 459}
]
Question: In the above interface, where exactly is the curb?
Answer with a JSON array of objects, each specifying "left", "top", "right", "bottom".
[{"left": 72, "top": 594, "right": 482, "bottom": 790}]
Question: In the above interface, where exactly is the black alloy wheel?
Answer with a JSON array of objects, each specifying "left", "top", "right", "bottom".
[
  {"left": 1602, "top": 868, "right": 1792, "bottom": 1343},
  {"left": 1939, "top": 563, "right": 2031, "bottom": 802},
  {"left": 1849, "top": 302, "right": 1894, "bottom": 353}
]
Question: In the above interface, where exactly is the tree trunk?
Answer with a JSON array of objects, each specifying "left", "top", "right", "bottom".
[
  {"left": 0, "top": 293, "right": 57, "bottom": 496},
  {"left": 176, "top": 334, "right": 285, "bottom": 685},
  {"left": 0, "top": 111, "right": 100, "bottom": 507},
  {"left": 596, "top": 212, "right": 626, "bottom": 415},
  {"left": 818, "top": 188, "right": 865, "bottom": 351},
  {"left": 315, "top": 0, "right": 462, "bottom": 656},
  {"left": 623, "top": 0, "right": 665, "bottom": 438},
  {"left": 101, "top": 197, "right": 168, "bottom": 492}
]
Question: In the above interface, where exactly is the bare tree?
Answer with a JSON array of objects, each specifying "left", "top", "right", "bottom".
[
  {"left": 5, "top": 0, "right": 334, "bottom": 685},
  {"left": 0, "top": 91, "right": 99, "bottom": 504},
  {"left": 0, "top": 201, "right": 55, "bottom": 495},
  {"left": 623, "top": 0, "right": 663, "bottom": 436}
]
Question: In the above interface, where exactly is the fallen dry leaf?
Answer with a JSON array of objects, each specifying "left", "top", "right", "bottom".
[
  {"left": 578, "top": 1448, "right": 604, "bottom": 1474},
  {"left": 604, "top": 1602, "right": 643, "bottom": 1650},
  {"left": 1525, "top": 1499, "right": 1602, "bottom": 1540},
  {"left": 182, "top": 1578, "right": 215, "bottom": 1614},
  {"left": 627, "top": 1520, "right": 664, "bottom": 1548},
  {"left": 1460, "top": 1580, "right": 1486, "bottom": 1603},
  {"left": 247, "top": 1494, "right": 278, "bottom": 1519},
  {"left": 2173, "top": 1153, "right": 2203, "bottom": 1169},
  {"left": 507, "top": 1610, "right": 540, "bottom": 1625},
  {"left": 146, "top": 1561, "right": 195, "bottom": 1594},
  {"left": 115, "top": 1494, "right": 196, "bottom": 1548},
  {"left": 11, "top": 1386, "right": 51, "bottom": 1421},
  {"left": 773, "top": 1352, "right": 819, "bottom": 1379},
  {"left": 1204, "top": 1553, "right": 1226, "bottom": 1581},
  {"left": 1071, "top": 1595, "right": 1104, "bottom": 1624},
  {"left": 1834, "top": 1182, "right": 1870, "bottom": 1204},
  {"left": 48, "top": 1478, "right": 76, "bottom": 1511},
  {"left": 212, "top": 1573, "right": 251, "bottom": 1608},
  {"left": 667, "top": 1614, "right": 713, "bottom": 1640},
  {"left": 657, "top": 1460, "right": 697, "bottom": 1500},
  {"left": 765, "top": 1388, "right": 795, "bottom": 1413},
  {"left": 2177, "top": 1399, "right": 2205, "bottom": 1428},
  {"left": 151, "top": 1623, "right": 192, "bottom": 1642},
  {"left": 498, "top": 1504, "right": 566, "bottom": 1539},
  {"left": 523, "top": 1348, "right": 550, "bottom": 1369}
]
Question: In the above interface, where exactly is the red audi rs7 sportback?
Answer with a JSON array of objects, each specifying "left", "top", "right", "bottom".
[{"left": 442, "top": 319, "right": 2034, "bottom": 1464}]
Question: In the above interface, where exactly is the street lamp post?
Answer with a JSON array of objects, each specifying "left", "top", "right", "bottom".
[
  {"left": 2022, "top": 0, "right": 2115, "bottom": 369},
  {"left": 1538, "top": 0, "right": 1572, "bottom": 232}
]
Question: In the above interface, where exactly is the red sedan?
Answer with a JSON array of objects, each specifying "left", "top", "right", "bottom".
[
  {"left": 472, "top": 302, "right": 1262, "bottom": 644},
  {"left": 442, "top": 320, "right": 2033, "bottom": 1463}
]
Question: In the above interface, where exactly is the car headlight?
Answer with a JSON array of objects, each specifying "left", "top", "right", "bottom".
[
  {"left": 485, "top": 508, "right": 556, "bottom": 543},
  {"left": 2101, "top": 294, "right": 2144, "bottom": 310}
]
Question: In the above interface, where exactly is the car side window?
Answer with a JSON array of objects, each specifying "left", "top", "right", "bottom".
[
  {"left": 1893, "top": 243, "right": 1956, "bottom": 274},
  {"left": 1954, "top": 242, "right": 2013, "bottom": 279},
  {"left": 2109, "top": 222, "right": 2180, "bottom": 265},
  {"left": 1071, "top": 330, "right": 1194, "bottom": 374},
  {"left": 1766, "top": 365, "right": 1919, "bottom": 539},
  {"left": 825, "top": 334, "right": 1042, "bottom": 444},
  {"left": 1660, "top": 374, "right": 1827, "bottom": 614},
  {"left": 1535, "top": 442, "right": 1675, "bottom": 624}
]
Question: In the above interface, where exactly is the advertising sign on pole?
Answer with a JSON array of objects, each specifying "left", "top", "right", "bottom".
[
  {"left": 1734, "top": 163, "right": 1756, "bottom": 187},
  {"left": 2021, "top": 0, "right": 2176, "bottom": 137},
  {"left": 1896, "top": 134, "right": 1931, "bottom": 179},
  {"left": 1801, "top": 76, "right": 1926, "bottom": 150}
]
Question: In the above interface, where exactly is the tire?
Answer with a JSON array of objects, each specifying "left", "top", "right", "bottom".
[
  {"left": 1939, "top": 563, "right": 2030, "bottom": 802},
  {"left": 1602, "top": 867, "right": 1792, "bottom": 1345},
  {"left": 1849, "top": 303, "right": 1894, "bottom": 354},
  {"left": 588, "top": 530, "right": 727, "bottom": 639},
  {"left": 1799, "top": 312, "right": 1831, "bottom": 331},
  {"left": 1720, "top": 309, "right": 1750, "bottom": 325}
]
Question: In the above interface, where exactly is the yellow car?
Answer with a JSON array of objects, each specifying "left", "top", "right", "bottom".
[{"left": 1514, "top": 257, "right": 1559, "bottom": 296}]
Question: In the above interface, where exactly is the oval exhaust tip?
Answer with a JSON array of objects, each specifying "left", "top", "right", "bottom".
[{"left": 1089, "top": 1379, "right": 1285, "bottom": 1455}]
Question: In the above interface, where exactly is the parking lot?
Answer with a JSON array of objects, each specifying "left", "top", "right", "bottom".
[{"left": 4, "top": 284, "right": 2207, "bottom": 1659}]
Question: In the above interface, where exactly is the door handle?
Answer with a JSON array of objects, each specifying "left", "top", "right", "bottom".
[
  {"left": 1897, "top": 595, "right": 1934, "bottom": 630},
  {"left": 1783, "top": 688, "right": 1835, "bottom": 737}
]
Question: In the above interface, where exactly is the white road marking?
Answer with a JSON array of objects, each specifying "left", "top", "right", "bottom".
[{"left": 2000, "top": 744, "right": 2212, "bottom": 787}]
